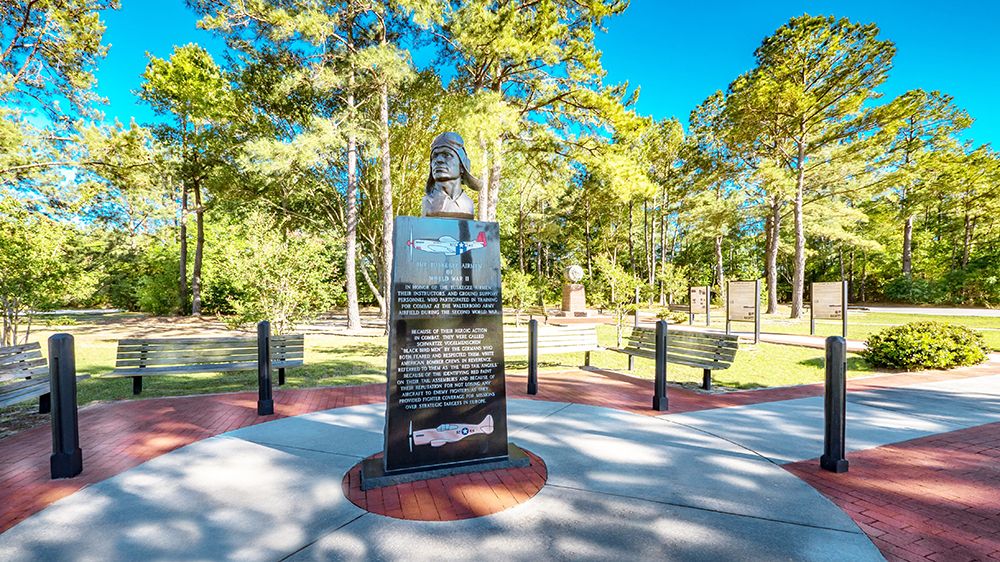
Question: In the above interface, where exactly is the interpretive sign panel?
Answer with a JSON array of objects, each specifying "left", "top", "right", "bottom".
[
  {"left": 727, "top": 281, "right": 758, "bottom": 322},
  {"left": 690, "top": 286, "right": 708, "bottom": 314},
  {"left": 812, "top": 282, "right": 844, "bottom": 320},
  {"left": 811, "top": 281, "right": 848, "bottom": 337},
  {"left": 383, "top": 216, "right": 508, "bottom": 474},
  {"left": 726, "top": 280, "right": 761, "bottom": 343}
]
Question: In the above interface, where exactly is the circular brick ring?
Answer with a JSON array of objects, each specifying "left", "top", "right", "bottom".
[{"left": 343, "top": 450, "right": 547, "bottom": 521}]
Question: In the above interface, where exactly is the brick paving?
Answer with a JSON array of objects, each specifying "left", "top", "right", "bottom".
[
  {"left": 1, "top": 356, "right": 999, "bottom": 558},
  {"left": 343, "top": 450, "right": 548, "bottom": 521},
  {"left": 0, "top": 385, "right": 384, "bottom": 533},
  {"left": 786, "top": 422, "right": 1000, "bottom": 562}
]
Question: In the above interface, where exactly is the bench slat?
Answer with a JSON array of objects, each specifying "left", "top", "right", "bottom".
[
  {"left": 505, "top": 346, "right": 598, "bottom": 356},
  {"left": 666, "top": 341, "right": 737, "bottom": 359},
  {"left": 118, "top": 337, "right": 257, "bottom": 346},
  {"left": 0, "top": 348, "right": 44, "bottom": 368},
  {"left": 0, "top": 366, "right": 48, "bottom": 383},
  {"left": 117, "top": 344, "right": 257, "bottom": 355},
  {"left": 115, "top": 351, "right": 304, "bottom": 367},
  {"left": 631, "top": 327, "right": 739, "bottom": 341},
  {"left": 0, "top": 376, "right": 49, "bottom": 397},
  {"left": 0, "top": 386, "right": 50, "bottom": 408},
  {"left": 115, "top": 347, "right": 303, "bottom": 360},
  {"left": 503, "top": 337, "right": 599, "bottom": 347},
  {"left": 0, "top": 357, "right": 47, "bottom": 374},
  {"left": 108, "top": 359, "right": 303, "bottom": 377},
  {"left": 119, "top": 335, "right": 303, "bottom": 346},
  {"left": 631, "top": 330, "right": 740, "bottom": 347},
  {"left": 504, "top": 325, "right": 597, "bottom": 332},
  {"left": 616, "top": 348, "right": 732, "bottom": 369},
  {"left": 663, "top": 355, "right": 729, "bottom": 370},
  {"left": 116, "top": 344, "right": 303, "bottom": 356},
  {"left": 0, "top": 342, "right": 42, "bottom": 357}
]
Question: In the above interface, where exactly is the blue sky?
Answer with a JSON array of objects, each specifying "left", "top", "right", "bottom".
[{"left": 95, "top": 1, "right": 1000, "bottom": 148}]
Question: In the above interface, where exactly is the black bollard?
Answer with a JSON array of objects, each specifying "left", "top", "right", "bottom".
[
  {"left": 652, "top": 320, "right": 668, "bottom": 411},
  {"left": 49, "top": 334, "right": 83, "bottom": 479},
  {"left": 821, "top": 336, "right": 849, "bottom": 473},
  {"left": 257, "top": 321, "right": 274, "bottom": 416},
  {"left": 527, "top": 319, "right": 538, "bottom": 395}
]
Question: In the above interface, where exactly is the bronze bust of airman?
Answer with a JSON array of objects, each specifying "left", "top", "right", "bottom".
[{"left": 422, "top": 132, "right": 483, "bottom": 220}]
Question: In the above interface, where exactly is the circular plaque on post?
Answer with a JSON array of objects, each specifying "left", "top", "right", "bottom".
[{"left": 565, "top": 265, "right": 584, "bottom": 283}]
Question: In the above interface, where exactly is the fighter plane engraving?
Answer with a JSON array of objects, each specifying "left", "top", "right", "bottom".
[
  {"left": 409, "top": 415, "right": 494, "bottom": 450},
  {"left": 407, "top": 231, "right": 487, "bottom": 256}
]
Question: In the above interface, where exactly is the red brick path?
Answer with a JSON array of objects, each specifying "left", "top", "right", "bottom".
[
  {"left": 343, "top": 451, "right": 547, "bottom": 521},
  {"left": 0, "top": 385, "right": 383, "bottom": 533},
  {"left": 786, "top": 422, "right": 1000, "bottom": 562}
]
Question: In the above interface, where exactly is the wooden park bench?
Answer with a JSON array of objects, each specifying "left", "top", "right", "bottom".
[
  {"left": 610, "top": 326, "right": 739, "bottom": 390},
  {"left": 107, "top": 334, "right": 304, "bottom": 395},
  {"left": 1, "top": 342, "right": 89, "bottom": 412},
  {"left": 503, "top": 323, "right": 601, "bottom": 367}
]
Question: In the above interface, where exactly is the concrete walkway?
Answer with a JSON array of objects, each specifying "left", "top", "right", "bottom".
[
  {"left": 0, "top": 400, "right": 880, "bottom": 561},
  {"left": 666, "top": 374, "right": 1000, "bottom": 465},
  {"left": 2, "top": 360, "right": 1000, "bottom": 561}
]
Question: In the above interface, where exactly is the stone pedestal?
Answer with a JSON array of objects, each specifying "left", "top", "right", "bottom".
[{"left": 560, "top": 284, "right": 588, "bottom": 317}]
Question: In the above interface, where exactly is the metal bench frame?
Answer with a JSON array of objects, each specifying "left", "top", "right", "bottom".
[
  {"left": 107, "top": 334, "right": 304, "bottom": 395},
  {"left": 610, "top": 326, "right": 739, "bottom": 390}
]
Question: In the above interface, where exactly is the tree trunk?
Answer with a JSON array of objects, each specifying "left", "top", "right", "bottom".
[
  {"left": 518, "top": 195, "right": 525, "bottom": 270},
  {"left": 344, "top": 21, "right": 362, "bottom": 331},
  {"left": 714, "top": 234, "right": 724, "bottom": 291},
  {"left": 478, "top": 133, "right": 490, "bottom": 222},
  {"left": 628, "top": 201, "right": 635, "bottom": 276},
  {"left": 961, "top": 212, "right": 975, "bottom": 268},
  {"left": 765, "top": 195, "right": 781, "bottom": 314},
  {"left": 902, "top": 214, "right": 913, "bottom": 277},
  {"left": 848, "top": 250, "right": 855, "bottom": 301},
  {"left": 659, "top": 185, "right": 667, "bottom": 305},
  {"left": 791, "top": 138, "right": 806, "bottom": 319},
  {"left": 860, "top": 250, "right": 868, "bottom": 302},
  {"left": 179, "top": 185, "right": 188, "bottom": 315},
  {"left": 191, "top": 184, "right": 204, "bottom": 316},
  {"left": 487, "top": 137, "right": 501, "bottom": 221},
  {"left": 644, "top": 202, "right": 651, "bottom": 286},
  {"left": 379, "top": 81, "right": 393, "bottom": 331},
  {"left": 585, "top": 196, "right": 592, "bottom": 277},
  {"left": 360, "top": 261, "right": 386, "bottom": 314}
]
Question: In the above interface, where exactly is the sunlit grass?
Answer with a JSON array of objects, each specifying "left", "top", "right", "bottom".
[
  {"left": 678, "top": 306, "right": 1000, "bottom": 350},
  {"left": 507, "top": 324, "right": 874, "bottom": 390}
]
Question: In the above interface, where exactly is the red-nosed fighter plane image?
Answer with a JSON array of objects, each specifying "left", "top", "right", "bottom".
[
  {"left": 406, "top": 231, "right": 487, "bottom": 256},
  {"left": 409, "top": 415, "right": 494, "bottom": 450}
]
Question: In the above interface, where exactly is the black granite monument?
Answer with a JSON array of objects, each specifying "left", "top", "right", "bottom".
[{"left": 362, "top": 133, "right": 527, "bottom": 490}]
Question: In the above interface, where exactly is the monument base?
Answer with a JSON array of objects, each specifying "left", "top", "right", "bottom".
[
  {"left": 553, "top": 309, "right": 595, "bottom": 317},
  {"left": 360, "top": 443, "right": 531, "bottom": 491}
]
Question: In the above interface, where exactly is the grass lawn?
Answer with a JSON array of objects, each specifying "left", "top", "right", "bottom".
[
  {"left": 682, "top": 305, "right": 1000, "bottom": 351},
  {"left": 508, "top": 324, "right": 874, "bottom": 390},
  {"left": 0, "top": 310, "right": 899, "bottom": 437}
]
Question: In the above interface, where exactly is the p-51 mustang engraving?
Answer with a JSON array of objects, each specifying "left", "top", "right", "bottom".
[
  {"left": 409, "top": 415, "right": 494, "bottom": 450},
  {"left": 407, "top": 231, "right": 487, "bottom": 256}
]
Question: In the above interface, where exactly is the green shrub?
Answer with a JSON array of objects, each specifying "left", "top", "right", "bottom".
[
  {"left": 655, "top": 308, "right": 689, "bottom": 324},
  {"left": 883, "top": 277, "right": 942, "bottom": 304},
  {"left": 863, "top": 322, "right": 988, "bottom": 370}
]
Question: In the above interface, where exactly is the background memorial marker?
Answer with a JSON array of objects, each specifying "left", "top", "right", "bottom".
[
  {"left": 811, "top": 281, "right": 848, "bottom": 338},
  {"left": 688, "top": 285, "right": 710, "bottom": 326},
  {"left": 726, "top": 280, "right": 761, "bottom": 344}
]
